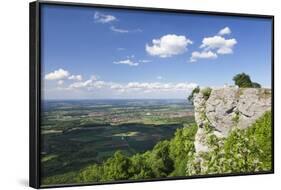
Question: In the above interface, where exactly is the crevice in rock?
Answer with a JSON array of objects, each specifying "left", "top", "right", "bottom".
[
  {"left": 225, "top": 106, "right": 236, "bottom": 114},
  {"left": 239, "top": 111, "right": 251, "bottom": 118}
]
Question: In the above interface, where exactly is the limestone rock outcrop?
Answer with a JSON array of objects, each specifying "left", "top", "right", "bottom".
[{"left": 193, "top": 87, "right": 271, "bottom": 153}]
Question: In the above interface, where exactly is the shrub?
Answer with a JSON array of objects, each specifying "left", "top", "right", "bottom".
[
  {"left": 77, "top": 164, "right": 103, "bottom": 182},
  {"left": 233, "top": 73, "right": 261, "bottom": 88},
  {"left": 102, "top": 151, "right": 132, "bottom": 180},
  {"left": 188, "top": 86, "right": 200, "bottom": 103},
  {"left": 201, "top": 87, "right": 212, "bottom": 100},
  {"left": 252, "top": 82, "right": 261, "bottom": 88},
  {"left": 186, "top": 111, "right": 272, "bottom": 175},
  {"left": 169, "top": 124, "right": 197, "bottom": 176},
  {"left": 233, "top": 73, "right": 253, "bottom": 88},
  {"left": 129, "top": 153, "right": 154, "bottom": 179}
]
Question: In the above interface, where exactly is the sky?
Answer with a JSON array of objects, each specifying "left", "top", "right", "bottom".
[{"left": 41, "top": 4, "right": 272, "bottom": 100}]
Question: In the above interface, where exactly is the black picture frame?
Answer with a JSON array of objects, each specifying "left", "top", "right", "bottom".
[{"left": 29, "top": 1, "right": 274, "bottom": 189}]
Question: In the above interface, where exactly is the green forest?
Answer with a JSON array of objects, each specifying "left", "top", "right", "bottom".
[{"left": 42, "top": 111, "right": 272, "bottom": 185}]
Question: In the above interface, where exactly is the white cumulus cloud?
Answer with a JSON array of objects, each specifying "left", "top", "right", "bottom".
[
  {"left": 189, "top": 27, "right": 237, "bottom": 62},
  {"left": 218, "top": 27, "right": 231, "bottom": 36},
  {"left": 146, "top": 34, "right": 193, "bottom": 58},
  {"left": 54, "top": 74, "right": 198, "bottom": 99},
  {"left": 94, "top": 12, "right": 116, "bottom": 23},
  {"left": 200, "top": 35, "right": 237, "bottom": 55},
  {"left": 69, "top": 80, "right": 93, "bottom": 89},
  {"left": 66, "top": 76, "right": 197, "bottom": 94},
  {"left": 190, "top": 51, "right": 218, "bottom": 62},
  {"left": 68, "top": 75, "right": 83, "bottom": 81},
  {"left": 123, "top": 82, "right": 198, "bottom": 92},
  {"left": 45, "top": 68, "right": 70, "bottom": 80},
  {"left": 111, "top": 82, "right": 198, "bottom": 92}
]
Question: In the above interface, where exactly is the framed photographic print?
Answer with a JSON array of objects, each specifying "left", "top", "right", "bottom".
[{"left": 29, "top": 1, "right": 274, "bottom": 188}]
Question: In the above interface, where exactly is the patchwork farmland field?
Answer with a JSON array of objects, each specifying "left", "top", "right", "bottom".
[{"left": 41, "top": 99, "right": 194, "bottom": 180}]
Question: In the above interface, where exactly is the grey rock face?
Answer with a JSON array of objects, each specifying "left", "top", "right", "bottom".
[
  {"left": 205, "top": 88, "right": 239, "bottom": 136},
  {"left": 193, "top": 92, "right": 207, "bottom": 128},
  {"left": 194, "top": 127, "right": 209, "bottom": 153},
  {"left": 237, "top": 88, "right": 271, "bottom": 129},
  {"left": 193, "top": 87, "right": 271, "bottom": 153}
]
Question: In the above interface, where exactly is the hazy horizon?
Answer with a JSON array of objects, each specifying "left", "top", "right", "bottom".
[{"left": 42, "top": 98, "right": 190, "bottom": 101}]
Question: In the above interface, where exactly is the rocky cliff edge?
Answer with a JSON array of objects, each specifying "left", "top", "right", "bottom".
[{"left": 193, "top": 87, "right": 271, "bottom": 153}]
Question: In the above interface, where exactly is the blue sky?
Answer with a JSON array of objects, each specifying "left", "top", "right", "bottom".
[{"left": 41, "top": 4, "right": 272, "bottom": 99}]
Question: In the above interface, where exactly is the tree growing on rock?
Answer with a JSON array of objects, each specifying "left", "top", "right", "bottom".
[
  {"left": 252, "top": 82, "right": 261, "bottom": 88},
  {"left": 188, "top": 86, "right": 200, "bottom": 103},
  {"left": 233, "top": 73, "right": 261, "bottom": 88}
]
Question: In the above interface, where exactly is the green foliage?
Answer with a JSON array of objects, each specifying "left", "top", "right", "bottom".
[
  {"left": 187, "top": 86, "right": 212, "bottom": 103},
  {"left": 233, "top": 73, "right": 253, "bottom": 88},
  {"left": 148, "top": 140, "right": 174, "bottom": 177},
  {"left": 129, "top": 153, "right": 154, "bottom": 179},
  {"left": 252, "top": 82, "right": 261, "bottom": 88},
  {"left": 77, "top": 164, "right": 103, "bottom": 182},
  {"left": 42, "top": 172, "right": 79, "bottom": 185},
  {"left": 242, "top": 111, "right": 272, "bottom": 169},
  {"left": 169, "top": 124, "right": 198, "bottom": 176},
  {"left": 232, "top": 111, "right": 240, "bottom": 124},
  {"left": 187, "top": 111, "right": 272, "bottom": 175},
  {"left": 201, "top": 87, "right": 212, "bottom": 100},
  {"left": 188, "top": 86, "right": 200, "bottom": 103},
  {"left": 102, "top": 151, "right": 132, "bottom": 180},
  {"left": 233, "top": 73, "right": 261, "bottom": 88}
]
